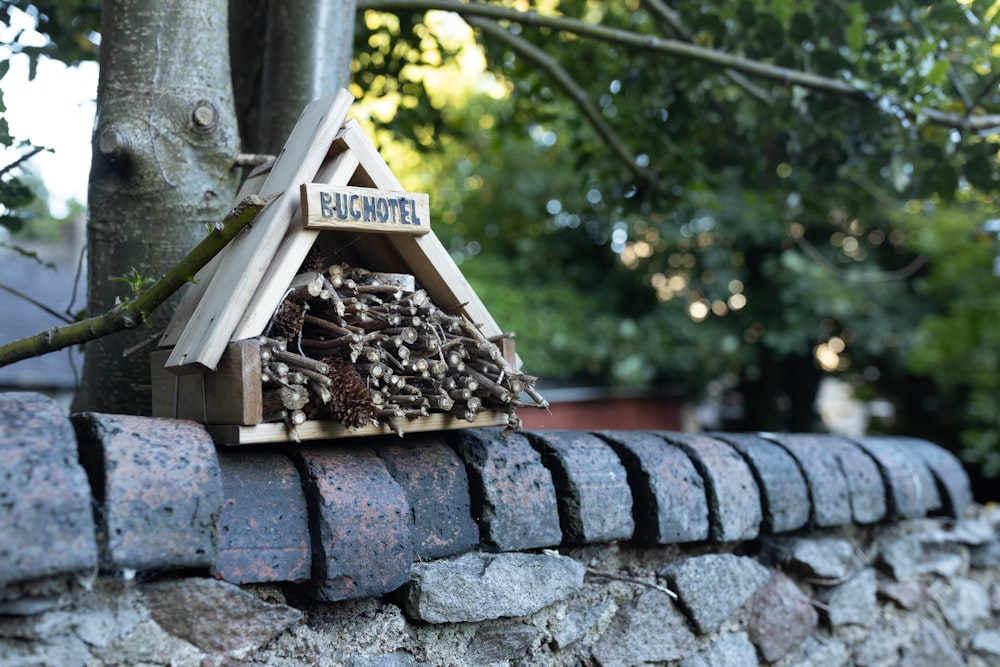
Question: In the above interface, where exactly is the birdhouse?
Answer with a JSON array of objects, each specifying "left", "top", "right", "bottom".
[{"left": 150, "top": 90, "right": 545, "bottom": 444}]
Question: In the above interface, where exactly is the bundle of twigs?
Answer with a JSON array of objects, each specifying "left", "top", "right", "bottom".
[{"left": 258, "top": 262, "right": 547, "bottom": 436}]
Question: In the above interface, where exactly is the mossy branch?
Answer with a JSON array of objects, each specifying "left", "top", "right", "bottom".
[{"left": 0, "top": 195, "right": 266, "bottom": 369}]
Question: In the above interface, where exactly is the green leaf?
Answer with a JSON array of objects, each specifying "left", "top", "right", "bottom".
[
  {"left": 924, "top": 59, "right": 949, "bottom": 87},
  {"left": 789, "top": 11, "right": 815, "bottom": 42}
]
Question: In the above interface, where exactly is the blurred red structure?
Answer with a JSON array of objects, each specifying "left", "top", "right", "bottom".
[{"left": 518, "top": 386, "right": 685, "bottom": 431}]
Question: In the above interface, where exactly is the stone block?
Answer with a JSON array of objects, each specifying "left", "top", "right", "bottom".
[
  {"left": 848, "top": 436, "right": 930, "bottom": 518},
  {"left": 708, "top": 432, "right": 810, "bottom": 534},
  {"left": 762, "top": 536, "right": 856, "bottom": 580},
  {"left": 816, "top": 567, "right": 877, "bottom": 627},
  {"left": 73, "top": 413, "right": 222, "bottom": 570},
  {"left": 657, "top": 432, "right": 762, "bottom": 541},
  {"left": 591, "top": 588, "right": 696, "bottom": 667},
  {"left": 748, "top": 572, "right": 818, "bottom": 663},
  {"left": 292, "top": 446, "right": 412, "bottom": 601},
  {"left": 466, "top": 622, "right": 539, "bottom": 664},
  {"left": 660, "top": 553, "right": 771, "bottom": 634},
  {"left": 402, "top": 551, "right": 584, "bottom": 623},
  {"left": 680, "top": 632, "right": 758, "bottom": 667},
  {"left": 899, "top": 438, "right": 973, "bottom": 517},
  {"left": 595, "top": 431, "right": 708, "bottom": 543},
  {"left": 933, "top": 577, "right": 990, "bottom": 636},
  {"left": 211, "top": 450, "right": 311, "bottom": 584},
  {"left": 0, "top": 392, "right": 97, "bottom": 587},
  {"left": 900, "top": 619, "right": 965, "bottom": 667},
  {"left": 524, "top": 430, "right": 634, "bottom": 543},
  {"left": 372, "top": 438, "right": 479, "bottom": 560},
  {"left": 141, "top": 577, "right": 302, "bottom": 655},
  {"left": 447, "top": 429, "right": 561, "bottom": 551},
  {"left": 761, "top": 433, "right": 853, "bottom": 527}
]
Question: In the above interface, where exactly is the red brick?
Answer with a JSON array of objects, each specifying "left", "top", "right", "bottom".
[
  {"left": 73, "top": 413, "right": 222, "bottom": 570},
  {"left": 0, "top": 392, "right": 97, "bottom": 586},
  {"left": 372, "top": 437, "right": 479, "bottom": 560},
  {"left": 292, "top": 446, "right": 412, "bottom": 601},
  {"left": 525, "top": 430, "right": 634, "bottom": 543},
  {"left": 211, "top": 450, "right": 311, "bottom": 584},
  {"left": 595, "top": 431, "right": 709, "bottom": 543},
  {"left": 760, "top": 433, "right": 853, "bottom": 527},
  {"left": 708, "top": 432, "right": 810, "bottom": 534},
  {"left": 658, "top": 432, "right": 762, "bottom": 541},
  {"left": 448, "top": 429, "right": 562, "bottom": 551}
]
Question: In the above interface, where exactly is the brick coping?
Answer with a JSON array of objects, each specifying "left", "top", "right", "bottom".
[{"left": 0, "top": 391, "right": 973, "bottom": 602}]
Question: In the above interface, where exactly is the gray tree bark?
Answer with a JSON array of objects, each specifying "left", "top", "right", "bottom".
[
  {"left": 231, "top": 0, "right": 357, "bottom": 154},
  {"left": 74, "top": 0, "right": 241, "bottom": 414}
]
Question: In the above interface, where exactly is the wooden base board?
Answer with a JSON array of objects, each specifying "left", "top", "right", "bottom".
[{"left": 207, "top": 410, "right": 510, "bottom": 445}]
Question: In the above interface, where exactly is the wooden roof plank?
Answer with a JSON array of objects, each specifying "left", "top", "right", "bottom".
[
  {"left": 231, "top": 145, "right": 361, "bottom": 341},
  {"left": 164, "top": 90, "right": 354, "bottom": 374},
  {"left": 159, "top": 160, "right": 275, "bottom": 348}
]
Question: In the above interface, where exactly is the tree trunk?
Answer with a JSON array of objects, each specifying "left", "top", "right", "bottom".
[
  {"left": 74, "top": 0, "right": 241, "bottom": 414},
  {"left": 230, "top": 0, "right": 357, "bottom": 154}
]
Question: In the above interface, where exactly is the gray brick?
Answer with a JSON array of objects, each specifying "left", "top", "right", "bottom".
[
  {"left": 908, "top": 439, "right": 972, "bottom": 516},
  {"left": 373, "top": 437, "right": 479, "bottom": 560},
  {"left": 847, "top": 437, "right": 928, "bottom": 519},
  {"left": 823, "top": 435, "right": 887, "bottom": 524},
  {"left": 0, "top": 392, "right": 96, "bottom": 587},
  {"left": 74, "top": 413, "right": 222, "bottom": 570},
  {"left": 211, "top": 450, "right": 311, "bottom": 584},
  {"left": 657, "top": 432, "right": 762, "bottom": 541},
  {"left": 525, "top": 430, "right": 634, "bottom": 543},
  {"left": 761, "top": 433, "right": 853, "bottom": 527},
  {"left": 292, "top": 446, "right": 412, "bottom": 601},
  {"left": 595, "top": 431, "right": 708, "bottom": 544},
  {"left": 709, "top": 432, "right": 810, "bottom": 534},
  {"left": 448, "top": 429, "right": 562, "bottom": 551}
]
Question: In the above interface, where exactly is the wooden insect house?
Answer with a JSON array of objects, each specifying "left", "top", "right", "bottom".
[{"left": 150, "top": 91, "right": 546, "bottom": 444}]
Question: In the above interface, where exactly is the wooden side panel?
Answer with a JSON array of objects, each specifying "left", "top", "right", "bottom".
[
  {"left": 151, "top": 349, "right": 205, "bottom": 419},
  {"left": 230, "top": 147, "right": 361, "bottom": 341},
  {"left": 151, "top": 340, "right": 262, "bottom": 425},
  {"left": 165, "top": 90, "right": 354, "bottom": 374},
  {"left": 159, "top": 160, "right": 276, "bottom": 348},
  {"left": 301, "top": 183, "right": 430, "bottom": 235}
]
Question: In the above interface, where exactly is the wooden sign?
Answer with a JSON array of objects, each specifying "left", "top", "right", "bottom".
[{"left": 302, "top": 183, "right": 430, "bottom": 235}]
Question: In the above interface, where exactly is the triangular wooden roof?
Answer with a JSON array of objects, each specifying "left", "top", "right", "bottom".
[{"left": 161, "top": 90, "right": 506, "bottom": 375}]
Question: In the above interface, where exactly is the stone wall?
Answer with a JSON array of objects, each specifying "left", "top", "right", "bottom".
[{"left": 1, "top": 391, "right": 998, "bottom": 666}]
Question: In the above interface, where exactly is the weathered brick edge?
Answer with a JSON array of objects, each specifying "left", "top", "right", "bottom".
[{"left": 0, "top": 392, "right": 975, "bottom": 603}]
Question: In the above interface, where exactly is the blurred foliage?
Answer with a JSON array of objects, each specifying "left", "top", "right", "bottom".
[
  {"left": 902, "top": 203, "right": 1000, "bottom": 476},
  {"left": 352, "top": 0, "right": 1000, "bottom": 468}
]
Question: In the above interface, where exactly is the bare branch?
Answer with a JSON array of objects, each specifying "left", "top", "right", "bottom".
[
  {"left": 642, "top": 0, "right": 771, "bottom": 104},
  {"left": 0, "top": 283, "right": 75, "bottom": 324},
  {"left": 0, "top": 146, "right": 46, "bottom": 179},
  {"left": 357, "top": 0, "right": 1000, "bottom": 131},
  {"left": 466, "top": 16, "right": 658, "bottom": 190}
]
